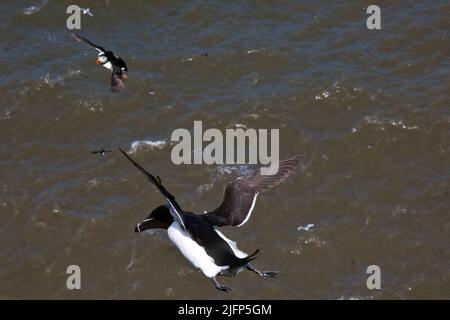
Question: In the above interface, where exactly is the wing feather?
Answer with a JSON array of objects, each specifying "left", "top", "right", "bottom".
[
  {"left": 119, "top": 148, "right": 187, "bottom": 230},
  {"left": 205, "top": 155, "right": 300, "bottom": 227},
  {"left": 71, "top": 33, "right": 106, "bottom": 53}
]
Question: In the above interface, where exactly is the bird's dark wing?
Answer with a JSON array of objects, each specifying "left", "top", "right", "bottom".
[
  {"left": 111, "top": 70, "right": 125, "bottom": 92},
  {"left": 71, "top": 33, "right": 106, "bottom": 53},
  {"left": 204, "top": 155, "right": 300, "bottom": 227},
  {"left": 119, "top": 148, "right": 187, "bottom": 230},
  {"left": 109, "top": 54, "right": 128, "bottom": 71}
]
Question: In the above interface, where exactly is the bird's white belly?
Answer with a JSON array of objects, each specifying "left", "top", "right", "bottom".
[
  {"left": 167, "top": 222, "right": 227, "bottom": 278},
  {"left": 101, "top": 61, "right": 113, "bottom": 70}
]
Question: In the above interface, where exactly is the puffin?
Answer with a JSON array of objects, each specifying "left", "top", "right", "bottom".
[
  {"left": 71, "top": 33, "right": 128, "bottom": 92},
  {"left": 119, "top": 148, "right": 300, "bottom": 292}
]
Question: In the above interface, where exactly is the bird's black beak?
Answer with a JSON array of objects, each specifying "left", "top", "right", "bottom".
[
  {"left": 135, "top": 218, "right": 165, "bottom": 232},
  {"left": 135, "top": 219, "right": 152, "bottom": 232}
]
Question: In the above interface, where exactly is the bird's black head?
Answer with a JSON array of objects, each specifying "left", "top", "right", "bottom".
[{"left": 135, "top": 205, "right": 173, "bottom": 232}]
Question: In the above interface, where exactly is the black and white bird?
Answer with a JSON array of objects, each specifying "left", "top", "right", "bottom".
[
  {"left": 119, "top": 149, "right": 300, "bottom": 292},
  {"left": 91, "top": 148, "right": 112, "bottom": 156},
  {"left": 71, "top": 33, "right": 128, "bottom": 92}
]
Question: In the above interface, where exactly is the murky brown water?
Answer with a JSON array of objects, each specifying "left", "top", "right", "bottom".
[{"left": 0, "top": 1, "right": 449, "bottom": 299}]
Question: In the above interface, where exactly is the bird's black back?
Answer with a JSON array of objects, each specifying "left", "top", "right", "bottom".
[
  {"left": 183, "top": 213, "right": 250, "bottom": 268},
  {"left": 105, "top": 51, "right": 127, "bottom": 71}
]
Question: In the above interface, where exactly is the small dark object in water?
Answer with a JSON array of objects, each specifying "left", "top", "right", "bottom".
[
  {"left": 91, "top": 149, "right": 112, "bottom": 156},
  {"left": 201, "top": 51, "right": 208, "bottom": 57}
]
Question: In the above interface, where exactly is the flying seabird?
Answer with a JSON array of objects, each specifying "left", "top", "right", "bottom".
[
  {"left": 71, "top": 33, "right": 128, "bottom": 92},
  {"left": 119, "top": 148, "right": 300, "bottom": 292},
  {"left": 91, "top": 148, "right": 112, "bottom": 156}
]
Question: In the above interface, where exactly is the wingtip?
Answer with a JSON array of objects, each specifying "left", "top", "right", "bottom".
[
  {"left": 70, "top": 33, "right": 80, "bottom": 41},
  {"left": 118, "top": 147, "right": 127, "bottom": 155},
  {"left": 283, "top": 154, "right": 301, "bottom": 166}
]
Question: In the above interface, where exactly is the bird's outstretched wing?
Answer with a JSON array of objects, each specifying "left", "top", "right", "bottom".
[
  {"left": 91, "top": 149, "right": 111, "bottom": 155},
  {"left": 111, "top": 70, "right": 125, "bottom": 92},
  {"left": 204, "top": 155, "right": 300, "bottom": 227},
  {"left": 119, "top": 148, "right": 187, "bottom": 230},
  {"left": 71, "top": 33, "right": 106, "bottom": 53}
]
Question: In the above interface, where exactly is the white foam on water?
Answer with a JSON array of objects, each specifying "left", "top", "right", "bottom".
[
  {"left": 23, "top": 0, "right": 48, "bottom": 15},
  {"left": 41, "top": 73, "right": 64, "bottom": 88},
  {"left": 297, "top": 223, "right": 315, "bottom": 232},
  {"left": 217, "top": 165, "right": 252, "bottom": 176},
  {"left": 67, "top": 69, "right": 82, "bottom": 78},
  {"left": 34, "top": 70, "right": 81, "bottom": 92},
  {"left": 129, "top": 140, "right": 167, "bottom": 154},
  {"left": 233, "top": 123, "right": 248, "bottom": 129},
  {"left": 2, "top": 110, "right": 11, "bottom": 120},
  {"left": 315, "top": 90, "right": 330, "bottom": 100},
  {"left": 352, "top": 116, "right": 419, "bottom": 134},
  {"left": 389, "top": 120, "right": 419, "bottom": 130},
  {"left": 196, "top": 183, "right": 213, "bottom": 193}
]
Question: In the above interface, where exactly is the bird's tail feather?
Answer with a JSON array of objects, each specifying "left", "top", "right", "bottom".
[{"left": 231, "top": 249, "right": 260, "bottom": 268}]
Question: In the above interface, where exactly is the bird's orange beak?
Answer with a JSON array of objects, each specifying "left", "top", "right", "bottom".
[
  {"left": 96, "top": 58, "right": 101, "bottom": 64},
  {"left": 122, "top": 74, "right": 128, "bottom": 80}
]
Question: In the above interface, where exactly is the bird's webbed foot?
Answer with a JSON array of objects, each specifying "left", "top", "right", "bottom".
[
  {"left": 211, "top": 277, "right": 232, "bottom": 292},
  {"left": 246, "top": 264, "right": 279, "bottom": 279}
]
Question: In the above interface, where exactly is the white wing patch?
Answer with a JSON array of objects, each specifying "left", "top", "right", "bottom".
[
  {"left": 167, "top": 222, "right": 227, "bottom": 278},
  {"left": 237, "top": 193, "right": 258, "bottom": 227},
  {"left": 214, "top": 229, "right": 248, "bottom": 258},
  {"left": 169, "top": 207, "right": 187, "bottom": 231}
]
